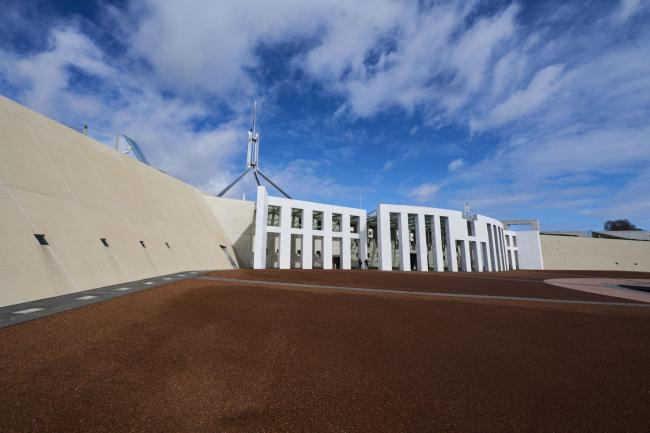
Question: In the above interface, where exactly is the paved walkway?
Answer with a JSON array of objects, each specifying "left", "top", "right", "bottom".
[
  {"left": 0, "top": 271, "right": 208, "bottom": 329},
  {"left": 198, "top": 276, "right": 650, "bottom": 307},
  {"left": 545, "top": 278, "right": 650, "bottom": 303}
]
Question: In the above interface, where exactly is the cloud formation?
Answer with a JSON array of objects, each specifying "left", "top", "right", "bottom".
[{"left": 0, "top": 0, "right": 649, "bottom": 228}]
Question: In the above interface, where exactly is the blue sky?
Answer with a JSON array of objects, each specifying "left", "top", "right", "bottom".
[{"left": 1, "top": 0, "right": 649, "bottom": 230}]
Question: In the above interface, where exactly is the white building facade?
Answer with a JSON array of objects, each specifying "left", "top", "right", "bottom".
[
  {"left": 253, "top": 187, "right": 524, "bottom": 272},
  {"left": 254, "top": 186, "right": 367, "bottom": 270}
]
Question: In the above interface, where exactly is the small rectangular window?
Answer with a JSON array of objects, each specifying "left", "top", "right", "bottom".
[
  {"left": 140, "top": 241, "right": 146, "bottom": 248},
  {"left": 267, "top": 205, "right": 281, "bottom": 227},
  {"left": 332, "top": 213, "right": 342, "bottom": 232},
  {"left": 291, "top": 208, "right": 303, "bottom": 229},
  {"left": 350, "top": 215, "right": 360, "bottom": 233},
  {"left": 100, "top": 238, "right": 109, "bottom": 247},
  {"left": 34, "top": 234, "right": 49, "bottom": 246},
  {"left": 313, "top": 211, "right": 323, "bottom": 230}
]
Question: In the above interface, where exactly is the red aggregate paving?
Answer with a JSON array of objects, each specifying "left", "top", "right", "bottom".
[
  {"left": 206, "top": 268, "right": 650, "bottom": 303},
  {"left": 1, "top": 270, "right": 650, "bottom": 432}
]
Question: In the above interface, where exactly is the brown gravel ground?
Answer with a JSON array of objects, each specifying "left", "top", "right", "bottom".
[
  {"left": 206, "top": 268, "right": 650, "bottom": 302},
  {"left": 1, "top": 270, "right": 649, "bottom": 433}
]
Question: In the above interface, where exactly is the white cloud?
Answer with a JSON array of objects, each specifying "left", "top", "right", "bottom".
[
  {"left": 408, "top": 182, "right": 440, "bottom": 203},
  {"left": 448, "top": 158, "right": 464, "bottom": 171},
  {"left": 471, "top": 64, "right": 564, "bottom": 130},
  {"left": 12, "top": 28, "right": 111, "bottom": 115},
  {"left": 615, "top": 0, "right": 643, "bottom": 21}
]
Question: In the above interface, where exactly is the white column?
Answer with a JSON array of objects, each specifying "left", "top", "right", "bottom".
[
  {"left": 448, "top": 228, "right": 458, "bottom": 272},
  {"left": 415, "top": 213, "right": 428, "bottom": 271},
  {"left": 341, "top": 213, "right": 351, "bottom": 269},
  {"left": 253, "top": 186, "right": 268, "bottom": 269},
  {"left": 397, "top": 212, "right": 411, "bottom": 271},
  {"left": 462, "top": 241, "right": 471, "bottom": 272},
  {"left": 359, "top": 212, "right": 368, "bottom": 264},
  {"left": 323, "top": 210, "right": 333, "bottom": 269},
  {"left": 494, "top": 226, "right": 502, "bottom": 271},
  {"left": 377, "top": 205, "right": 392, "bottom": 271},
  {"left": 279, "top": 205, "right": 291, "bottom": 269},
  {"left": 476, "top": 242, "right": 484, "bottom": 272},
  {"left": 432, "top": 215, "right": 444, "bottom": 272},
  {"left": 302, "top": 208, "right": 313, "bottom": 269},
  {"left": 342, "top": 237, "right": 351, "bottom": 269}
]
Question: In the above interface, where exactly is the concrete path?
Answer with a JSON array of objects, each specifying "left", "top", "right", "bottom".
[
  {"left": 199, "top": 276, "right": 650, "bottom": 307},
  {"left": 545, "top": 278, "right": 650, "bottom": 303},
  {"left": 0, "top": 271, "right": 209, "bottom": 329}
]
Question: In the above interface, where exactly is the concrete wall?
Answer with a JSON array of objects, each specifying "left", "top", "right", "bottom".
[
  {"left": 0, "top": 96, "right": 236, "bottom": 307},
  {"left": 541, "top": 235, "right": 650, "bottom": 271},
  {"left": 205, "top": 196, "right": 255, "bottom": 268},
  {"left": 515, "top": 230, "right": 544, "bottom": 270}
]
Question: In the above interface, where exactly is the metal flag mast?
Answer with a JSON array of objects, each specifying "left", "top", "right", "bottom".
[{"left": 217, "top": 101, "right": 291, "bottom": 199}]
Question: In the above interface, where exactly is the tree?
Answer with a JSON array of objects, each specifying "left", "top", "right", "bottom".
[{"left": 604, "top": 219, "right": 639, "bottom": 231}]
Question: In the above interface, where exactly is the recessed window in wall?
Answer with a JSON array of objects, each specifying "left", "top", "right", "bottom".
[
  {"left": 34, "top": 234, "right": 49, "bottom": 246},
  {"left": 100, "top": 238, "right": 109, "bottom": 247},
  {"left": 267, "top": 205, "right": 281, "bottom": 227},
  {"left": 512, "top": 236, "right": 517, "bottom": 247},
  {"left": 350, "top": 215, "right": 360, "bottom": 233},
  {"left": 467, "top": 220, "right": 475, "bottom": 236},
  {"left": 332, "top": 213, "right": 342, "bottom": 232},
  {"left": 291, "top": 208, "right": 303, "bottom": 229},
  {"left": 165, "top": 242, "right": 171, "bottom": 249},
  {"left": 140, "top": 241, "right": 146, "bottom": 248},
  {"left": 313, "top": 211, "right": 323, "bottom": 230}
]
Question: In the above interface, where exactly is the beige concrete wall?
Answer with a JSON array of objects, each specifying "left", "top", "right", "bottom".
[
  {"left": 204, "top": 196, "right": 255, "bottom": 268},
  {"left": 0, "top": 96, "right": 236, "bottom": 307},
  {"left": 541, "top": 235, "right": 650, "bottom": 272}
]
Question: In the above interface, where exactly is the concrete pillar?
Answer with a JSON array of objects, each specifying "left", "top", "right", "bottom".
[
  {"left": 463, "top": 241, "right": 471, "bottom": 272},
  {"left": 377, "top": 206, "right": 392, "bottom": 271},
  {"left": 359, "top": 213, "right": 368, "bottom": 264},
  {"left": 253, "top": 186, "right": 268, "bottom": 269},
  {"left": 323, "top": 210, "right": 333, "bottom": 270},
  {"left": 302, "top": 208, "right": 313, "bottom": 269},
  {"left": 432, "top": 215, "right": 444, "bottom": 272},
  {"left": 475, "top": 241, "right": 483, "bottom": 272},
  {"left": 501, "top": 229, "right": 509, "bottom": 270},
  {"left": 493, "top": 225, "right": 502, "bottom": 271},
  {"left": 415, "top": 213, "right": 428, "bottom": 271},
  {"left": 342, "top": 237, "right": 351, "bottom": 269},
  {"left": 448, "top": 225, "right": 458, "bottom": 272},
  {"left": 397, "top": 212, "right": 410, "bottom": 271},
  {"left": 279, "top": 205, "right": 291, "bottom": 269},
  {"left": 342, "top": 214, "right": 351, "bottom": 269}
]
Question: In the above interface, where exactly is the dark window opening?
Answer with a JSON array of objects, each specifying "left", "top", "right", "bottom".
[
  {"left": 140, "top": 241, "right": 146, "bottom": 248},
  {"left": 34, "top": 234, "right": 49, "bottom": 246},
  {"left": 165, "top": 242, "right": 170, "bottom": 249},
  {"left": 100, "top": 238, "right": 109, "bottom": 247}
]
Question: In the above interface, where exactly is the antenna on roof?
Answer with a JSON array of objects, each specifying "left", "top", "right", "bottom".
[{"left": 217, "top": 100, "right": 291, "bottom": 199}]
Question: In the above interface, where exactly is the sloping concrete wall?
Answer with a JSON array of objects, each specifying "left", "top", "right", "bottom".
[
  {"left": 541, "top": 235, "right": 650, "bottom": 271},
  {"left": 0, "top": 96, "right": 236, "bottom": 307},
  {"left": 205, "top": 196, "right": 255, "bottom": 268}
]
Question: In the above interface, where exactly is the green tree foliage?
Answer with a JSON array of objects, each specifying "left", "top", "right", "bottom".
[{"left": 603, "top": 219, "right": 639, "bottom": 231}]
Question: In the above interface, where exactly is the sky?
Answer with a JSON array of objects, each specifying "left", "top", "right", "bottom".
[{"left": 1, "top": 0, "right": 649, "bottom": 231}]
